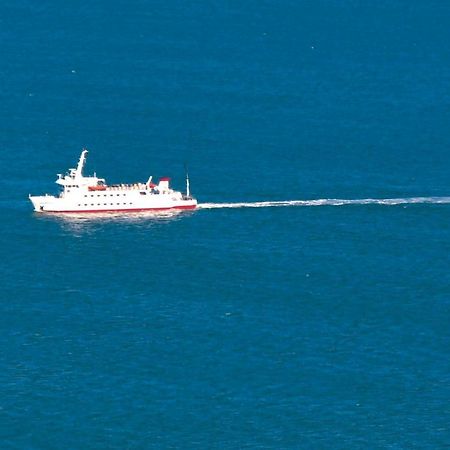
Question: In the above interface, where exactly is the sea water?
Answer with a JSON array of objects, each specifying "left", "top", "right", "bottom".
[{"left": 1, "top": 1, "right": 450, "bottom": 448}]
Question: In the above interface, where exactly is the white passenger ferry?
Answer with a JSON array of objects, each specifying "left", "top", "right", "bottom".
[{"left": 29, "top": 149, "right": 197, "bottom": 213}]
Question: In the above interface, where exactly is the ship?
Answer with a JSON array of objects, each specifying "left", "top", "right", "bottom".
[{"left": 29, "top": 149, "right": 197, "bottom": 213}]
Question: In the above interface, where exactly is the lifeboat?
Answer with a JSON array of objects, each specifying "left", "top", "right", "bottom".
[{"left": 88, "top": 185, "right": 107, "bottom": 191}]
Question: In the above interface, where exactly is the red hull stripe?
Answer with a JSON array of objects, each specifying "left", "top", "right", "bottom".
[{"left": 42, "top": 205, "right": 197, "bottom": 213}]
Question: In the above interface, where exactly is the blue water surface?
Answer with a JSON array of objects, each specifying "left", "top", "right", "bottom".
[{"left": 1, "top": 1, "right": 450, "bottom": 448}]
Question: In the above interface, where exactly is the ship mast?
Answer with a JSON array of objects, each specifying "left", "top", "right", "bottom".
[
  {"left": 75, "top": 149, "right": 88, "bottom": 178},
  {"left": 185, "top": 164, "right": 190, "bottom": 198}
]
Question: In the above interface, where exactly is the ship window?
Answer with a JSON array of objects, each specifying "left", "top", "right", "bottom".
[
  {"left": 110, "top": 194, "right": 113, "bottom": 197},
  {"left": 140, "top": 192, "right": 146, "bottom": 195},
  {"left": 84, "top": 195, "right": 87, "bottom": 197},
  {"left": 84, "top": 204, "right": 87, "bottom": 206},
  {"left": 78, "top": 204, "right": 80, "bottom": 206},
  {"left": 117, "top": 194, "right": 120, "bottom": 196}
]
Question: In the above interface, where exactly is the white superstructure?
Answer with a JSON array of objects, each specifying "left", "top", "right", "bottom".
[{"left": 29, "top": 149, "right": 197, "bottom": 213}]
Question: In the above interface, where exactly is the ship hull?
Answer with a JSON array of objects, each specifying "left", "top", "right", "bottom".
[
  {"left": 37, "top": 204, "right": 197, "bottom": 214},
  {"left": 29, "top": 194, "right": 197, "bottom": 213}
]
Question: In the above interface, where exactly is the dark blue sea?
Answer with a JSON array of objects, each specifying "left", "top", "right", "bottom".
[{"left": 1, "top": 1, "right": 450, "bottom": 448}]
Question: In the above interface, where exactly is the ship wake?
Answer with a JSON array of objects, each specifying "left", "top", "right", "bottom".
[{"left": 198, "top": 197, "right": 450, "bottom": 210}]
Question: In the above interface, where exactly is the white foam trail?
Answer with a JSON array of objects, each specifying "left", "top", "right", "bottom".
[{"left": 198, "top": 197, "right": 450, "bottom": 210}]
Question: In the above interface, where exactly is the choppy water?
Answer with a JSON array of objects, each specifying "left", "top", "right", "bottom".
[{"left": 1, "top": 1, "right": 450, "bottom": 448}]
